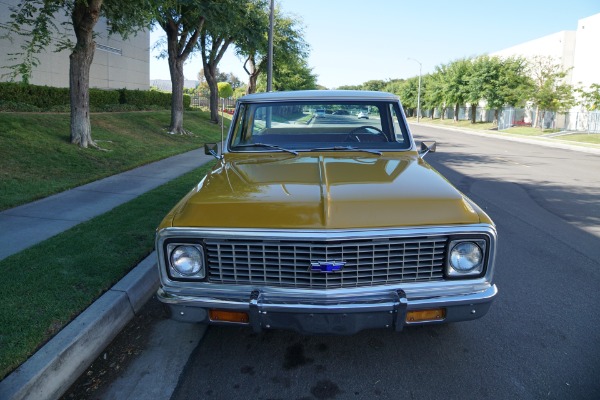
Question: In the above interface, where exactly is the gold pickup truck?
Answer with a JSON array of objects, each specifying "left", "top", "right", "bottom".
[{"left": 155, "top": 90, "right": 498, "bottom": 335}]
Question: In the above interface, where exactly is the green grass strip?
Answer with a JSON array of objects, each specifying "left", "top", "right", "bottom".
[
  {"left": 0, "top": 110, "right": 226, "bottom": 210},
  {"left": 558, "top": 133, "right": 600, "bottom": 144},
  {"left": 0, "top": 161, "right": 215, "bottom": 379}
]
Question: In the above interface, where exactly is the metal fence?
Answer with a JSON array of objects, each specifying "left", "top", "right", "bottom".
[
  {"left": 429, "top": 107, "right": 495, "bottom": 122},
  {"left": 422, "top": 105, "right": 599, "bottom": 133},
  {"left": 497, "top": 108, "right": 558, "bottom": 130},
  {"left": 484, "top": 107, "right": 600, "bottom": 133},
  {"left": 190, "top": 96, "right": 236, "bottom": 109},
  {"left": 563, "top": 111, "right": 600, "bottom": 133}
]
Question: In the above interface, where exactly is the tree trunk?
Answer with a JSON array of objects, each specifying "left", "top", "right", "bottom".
[
  {"left": 454, "top": 103, "right": 459, "bottom": 122},
  {"left": 161, "top": 17, "right": 203, "bottom": 135},
  {"left": 470, "top": 103, "right": 476, "bottom": 124},
  {"left": 69, "top": 0, "right": 102, "bottom": 148},
  {"left": 494, "top": 109, "right": 499, "bottom": 126},
  {"left": 540, "top": 110, "right": 546, "bottom": 130},
  {"left": 201, "top": 35, "right": 233, "bottom": 123},
  {"left": 168, "top": 56, "right": 185, "bottom": 134},
  {"left": 534, "top": 105, "right": 541, "bottom": 129},
  {"left": 244, "top": 55, "right": 260, "bottom": 95},
  {"left": 203, "top": 64, "right": 220, "bottom": 123}
]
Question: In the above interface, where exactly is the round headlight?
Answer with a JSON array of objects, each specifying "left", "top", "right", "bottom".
[
  {"left": 449, "top": 242, "right": 483, "bottom": 273},
  {"left": 170, "top": 245, "right": 204, "bottom": 277}
]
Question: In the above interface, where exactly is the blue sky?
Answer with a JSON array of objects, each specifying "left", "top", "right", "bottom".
[{"left": 149, "top": 0, "right": 600, "bottom": 89}]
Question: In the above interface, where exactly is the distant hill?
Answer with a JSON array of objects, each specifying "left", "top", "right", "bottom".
[{"left": 150, "top": 79, "right": 199, "bottom": 92}]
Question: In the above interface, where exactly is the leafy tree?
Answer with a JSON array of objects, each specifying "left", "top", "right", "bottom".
[
  {"left": 421, "top": 73, "right": 446, "bottom": 119},
  {"left": 198, "top": 68, "right": 242, "bottom": 90},
  {"left": 235, "top": 4, "right": 308, "bottom": 94},
  {"left": 5, "top": 0, "right": 151, "bottom": 147},
  {"left": 467, "top": 55, "right": 531, "bottom": 124},
  {"left": 442, "top": 58, "right": 471, "bottom": 122},
  {"left": 153, "top": 0, "right": 209, "bottom": 134},
  {"left": 527, "top": 56, "right": 575, "bottom": 129},
  {"left": 233, "top": 85, "right": 248, "bottom": 98},
  {"left": 199, "top": 0, "right": 266, "bottom": 123},
  {"left": 196, "top": 81, "right": 210, "bottom": 98},
  {"left": 383, "top": 79, "right": 405, "bottom": 94},
  {"left": 394, "top": 77, "right": 419, "bottom": 117},
  {"left": 217, "top": 82, "right": 233, "bottom": 99},
  {"left": 466, "top": 57, "right": 487, "bottom": 123},
  {"left": 497, "top": 57, "right": 532, "bottom": 110},
  {"left": 577, "top": 83, "right": 600, "bottom": 111},
  {"left": 227, "top": 73, "right": 243, "bottom": 90},
  {"left": 361, "top": 79, "right": 387, "bottom": 92},
  {"left": 257, "top": 55, "right": 317, "bottom": 91}
]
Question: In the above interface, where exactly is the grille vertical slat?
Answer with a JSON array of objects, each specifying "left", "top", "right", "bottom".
[{"left": 205, "top": 236, "right": 447, "bottom": 289}]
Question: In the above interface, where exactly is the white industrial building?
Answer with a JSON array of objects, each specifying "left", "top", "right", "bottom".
[
  {"left": 490, "top": 12, "right": 600, "bottom": 131},
  {"left": 0, "top": 0, "right": 149, "bottom": 90},
  {"left": 492, "top": 13, "right": 599, "bottom": 98}
]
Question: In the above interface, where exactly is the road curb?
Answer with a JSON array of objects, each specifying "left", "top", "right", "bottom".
[{"left": 0, "top": 253, "right": 159, "bottom": 400}]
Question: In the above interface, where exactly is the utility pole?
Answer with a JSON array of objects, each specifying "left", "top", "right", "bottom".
[{"left": 267, "top": 0, "right": 274, "bottom": 92}]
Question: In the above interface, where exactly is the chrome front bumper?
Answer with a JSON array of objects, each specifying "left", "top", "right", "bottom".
[{"left": 157, "top": 284, "right": 498, "bottom": 335}]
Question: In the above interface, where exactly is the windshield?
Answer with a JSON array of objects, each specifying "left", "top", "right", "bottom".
[{"left": 229, "top": 100, "right": 411, "bottom": 152}]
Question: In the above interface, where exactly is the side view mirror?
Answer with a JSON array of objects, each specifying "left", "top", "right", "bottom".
[
  {"left": 419, "top": 141, "right": 436, "bottom": 158},
  {"left": 204, "top": 143, "right": 221, "bottom": 159}
]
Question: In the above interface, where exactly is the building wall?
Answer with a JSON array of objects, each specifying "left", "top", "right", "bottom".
[
  {"left": 491, "top": 12, "right": 600, "bottom": 90},
  {"left": 571, "top": 13, "right": 600, "bottom": 90},
  {"left": 491, "top": 30, "right": 577, "bottom": 83},
  {"left": 0, "top": 0, "right": 149, "bottom": 90}
]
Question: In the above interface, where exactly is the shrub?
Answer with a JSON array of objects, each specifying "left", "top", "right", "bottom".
[
  {"left": 0, "top": 82, "right": 68, "bottom": 109},
  {"left": 0, "top": 82, "right": 190, "bottom": 112},
  {"left": 89, "top": 88, "right": 120, "bottom": 107},
  {"left": 217, "top": 82, "right": 233, "bottom": 99},
  {"left": 0, "top": 100, "right": 42, "bottom": 112},
  {"left": 120, "top": 89, "right": 170, "bottom": 108}
]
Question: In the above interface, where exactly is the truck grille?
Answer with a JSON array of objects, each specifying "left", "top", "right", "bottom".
[{"left": 205, "top": 236, "right": 447, "bottom": 289}]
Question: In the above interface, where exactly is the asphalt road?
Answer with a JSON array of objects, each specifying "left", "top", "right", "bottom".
[{"left": 92, "top": 124, "right": 600, "bottom": 400}]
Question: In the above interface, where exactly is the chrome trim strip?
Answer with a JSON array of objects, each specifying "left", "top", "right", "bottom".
[
  {"left": 157, "top": 284, "right": 497, "bottom": 311},
  {"left": 157, "top": 224, "right": 496, "bottom": 240}
]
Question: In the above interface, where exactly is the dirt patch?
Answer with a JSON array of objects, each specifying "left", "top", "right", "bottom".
[{"left": 60, "top": 296, "right": 167, "bottom": 399}]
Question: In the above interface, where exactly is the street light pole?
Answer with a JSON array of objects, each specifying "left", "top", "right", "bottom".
[
  {"left": 407, "top": 58, "right": 422, "bottom": 123},
  {"left": 267, "top": 0, "right": 274, "bottom": 92},
  {"left": 266, "top": 0, "right": 274, "bottom": 128}
]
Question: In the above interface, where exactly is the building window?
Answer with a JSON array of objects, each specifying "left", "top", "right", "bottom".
[{"left": 97, "top": 43, "right": 122, "bottom": 56}]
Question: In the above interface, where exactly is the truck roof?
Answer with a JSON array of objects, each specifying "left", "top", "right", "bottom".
[{"left": 238, "top": 90, "right": 399, "bottom": 103}]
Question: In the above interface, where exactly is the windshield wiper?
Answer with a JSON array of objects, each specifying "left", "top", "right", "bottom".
[
  {"left": 233, "top": 143, "right": 298, "bottom": 155},
  {"left": 308, "top": 146, "right": 382, "bottom": 156}
]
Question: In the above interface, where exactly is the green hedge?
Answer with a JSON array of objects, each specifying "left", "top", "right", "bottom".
[
  {"left": 0, "top": 82, "right": 191, "bottom": 112},
  {"left": 0, "top": 83, "right": 69, "bottom": 109},
  {"left": 90, "top": 88, "right": 121, "bottom": 107}
]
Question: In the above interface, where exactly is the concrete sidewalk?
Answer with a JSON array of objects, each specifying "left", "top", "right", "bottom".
[
  {"left": 0, "top": 148, "right": 215, "bottom": 400},
  {"left": 0, "top": 148, "right": 215, "bottom": 261}
]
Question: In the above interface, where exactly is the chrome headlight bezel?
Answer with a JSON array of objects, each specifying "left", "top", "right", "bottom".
[
  {"left": 445, "top": 238, "right": 488, "bottom": 278},
  {"left": 165, "top": 242, "right": 206, "bottom": 280}
]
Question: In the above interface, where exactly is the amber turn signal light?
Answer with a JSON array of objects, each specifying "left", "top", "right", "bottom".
[
  {"left": 209, "top": 310, "right": 250, "bottom": 323},
  {"left": 406, "top": 308, "right": 446, "bottom": 323}
]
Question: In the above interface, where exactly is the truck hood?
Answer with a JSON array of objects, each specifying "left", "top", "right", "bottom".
[{"left": 167, "top": 153, "right": 482, "bottom": 229}]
